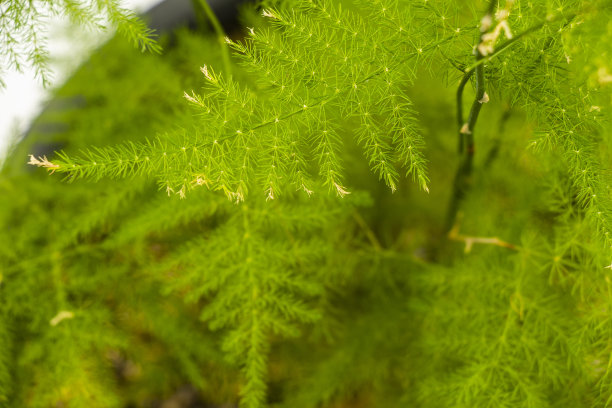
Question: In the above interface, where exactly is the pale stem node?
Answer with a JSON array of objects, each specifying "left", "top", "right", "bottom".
[
  {"left": 480, "top": 14, "right": 493, "bottom": 32},
  {"left": 598, "top": 67, "right": 612, "bottom": 85},
  {"left": 460, "top": 123, "right": 472, "bottom": 135},
  {"left": 50, "top": 310, "right": 74, "bottom": 327},
  {"left": 478, "top": 1, "right": 515, "bottom": 56},
  {"left": 478, "top": 20, "right": 513, "bottom": 55},
  {"left": 448, "top": 212, "right": 518, "bottom": 253}
]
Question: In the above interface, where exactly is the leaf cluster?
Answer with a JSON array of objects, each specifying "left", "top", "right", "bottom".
[
  {"left": 3, "top": 0, "right": 612, "bottom": 408},
  {"left": 0, "top": 0, "right": 160, "bottom": 87}
]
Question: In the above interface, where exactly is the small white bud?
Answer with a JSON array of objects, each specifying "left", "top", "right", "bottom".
[
  {"left": 480, "top": 14, "right": 493, "bottom": 32},
  {"left": 266, "top": 186, "right": 275, "bottom": 201},
  {"left": 496, "top": 9, "right": 509, "bottom": 20},
  {"left": 28, "top": 154, "right": 60, "bottom": 173},
  {"left": 201, "top": 65, "right": 214, "bottom": 81},
  {"left": 499, "top": 20, "right": 513, "bottom": 39},
  {"left": 333, "top": 182, "right": 350, "bottom": 197},
  {"left": 262, "top": 9, "right": 278, "bottom": 19},
  {"left": 301, "top": 184, "right": 314, "bottom": 196},
  {"left": 183, "top": 91, "right": 200, "bottom": 105}
]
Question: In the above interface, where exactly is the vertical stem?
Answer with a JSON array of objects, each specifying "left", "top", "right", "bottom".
[
  {"left": 457, "top": 70, "right": 474, "bottom": 153},
  {"left": 240, "top": 203, "right": 268, "bottom": 407},
  {"left": 464, "top": 61, "right": 486, "bottom": 160},
  {"left": 445, "top": 1, "right": 495, "bottom": 233},
  {"left": 197, "top": 0, "right": 233, "bottom": 77}
]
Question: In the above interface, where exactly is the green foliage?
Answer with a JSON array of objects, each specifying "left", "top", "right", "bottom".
[
  {"left": 0, "top": 0, "right": 160, "bottom": 87},
  {"left": 0, "top": 310, "right": 10, "bottom": 407},
  {"left": 3, "top": 0, "right": 612, "bottom": 407},
  {"left": 38, "top": 0, "right": 441, "bottom": 198}
]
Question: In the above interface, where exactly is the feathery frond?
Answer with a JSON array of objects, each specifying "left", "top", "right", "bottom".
[{"left": 0, "top": 0, "right": 160, "bottom": 87}]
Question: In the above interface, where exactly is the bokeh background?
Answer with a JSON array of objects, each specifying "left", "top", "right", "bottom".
[{"left": 0, "top": 0, "right": 163, "bottom": 166}]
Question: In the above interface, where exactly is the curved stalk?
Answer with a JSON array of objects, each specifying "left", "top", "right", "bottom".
[
  {"left": 197, "top": 0, "right": 233, "bottom": 77},
  {"left": 457, "top": 70, "right": 474, "bottom": 153},
  {"left": 445, "top": 0, "right": 495, "bottom": 233}
]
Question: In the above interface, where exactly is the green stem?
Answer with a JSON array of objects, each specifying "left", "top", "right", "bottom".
[
  {"left": 457, "top": 69, "right": 474, "bottom": 153},
  {"left": 197, "top": 0, "right": 232, "bottom": 77},
  {"left": 446, "top": 7, "right": 580, "bottom": 234},
  {"left": 445, "top": 1, "right": 494, "bottom": 233},
  {"left": 454, "top": 8, "right": 577, "bottom": 155}
]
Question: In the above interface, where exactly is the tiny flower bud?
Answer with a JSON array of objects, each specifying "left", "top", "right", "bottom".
[{"left": 478, "top": 92, "right": 490, "bottom": 104}]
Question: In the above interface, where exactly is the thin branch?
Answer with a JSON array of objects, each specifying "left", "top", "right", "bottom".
[
  {"left": 439, "top": 47, "right": 467, "bottom": 74},
  {"left": 196, "top": 0, "right": 232, "bottom": 77},
  {"left": 464, "top": 22, "right": 546, "bottom": 73},
  {"left": 456, "top": 70, "right": 474, "bottom": 153},
  {"left": 445, "top": 4, "right": 581, "bottom": 233},
  {"left": 38, "top": 34, "right": 461, "bottom": 177},
  {"left": 448, "top": 212, "right": 518, "bottom": 253},
  {"left": 463, "top": 10, "right": 579, "bottom": 73},
  {"left": 486, "top": 0, "right": 497, "bottom": 15},
  {"left": 464, "top": 56, "right": 486, "bottom": 156},
  {"left": 445, "top": 0, "right": 495, "bottom": 233},
  {"left": 351, "top": 209, "right": 383, "bottom": 252}
]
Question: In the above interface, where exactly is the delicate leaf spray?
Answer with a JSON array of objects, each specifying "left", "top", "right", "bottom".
[{"left": 3, "top": 0, "right": 612, "bottom": 407}]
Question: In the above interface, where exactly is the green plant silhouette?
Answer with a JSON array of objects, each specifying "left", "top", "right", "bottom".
[{"left": 2, "top": 0, "right": 612, "bottom": 407}]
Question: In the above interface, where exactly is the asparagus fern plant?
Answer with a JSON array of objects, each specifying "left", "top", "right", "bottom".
[
  {"left": 0, "top": 0, "right": 159, "bottom": 87},
  {"left": 2, "top": 0, "right": 612, "bottom": 407}
]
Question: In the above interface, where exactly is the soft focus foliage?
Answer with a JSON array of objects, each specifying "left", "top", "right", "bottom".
[
  {"left": 0, "top": 0, "right": 160, "bottom": 87},
  {"left": 2, "top": 0, "right": 612, "bottom": 407}
]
